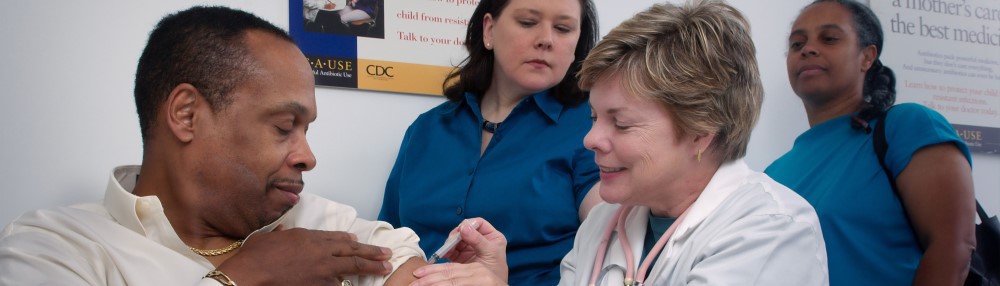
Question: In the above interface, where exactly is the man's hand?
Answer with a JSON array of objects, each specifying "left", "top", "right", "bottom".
[{"left": 216, "top": 227, "right": 394, "bottom": 285}]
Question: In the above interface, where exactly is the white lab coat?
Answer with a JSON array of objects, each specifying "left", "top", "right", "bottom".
[{"left": 559, "top": 160, "right": 829, "bottom": 286}]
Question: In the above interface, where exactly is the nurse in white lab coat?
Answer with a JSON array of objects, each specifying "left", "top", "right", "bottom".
[{"left": 409, "top": 2, "right": 829, "bottom": 285}]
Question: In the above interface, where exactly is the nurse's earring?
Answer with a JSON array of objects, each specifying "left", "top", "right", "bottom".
[{"left": 697, "top": 149, "right": 702, "bottom": 162}]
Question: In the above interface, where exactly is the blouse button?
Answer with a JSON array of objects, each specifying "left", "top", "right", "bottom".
[{"left": 456, "top": 207, "right": 463, "bottom": 215}]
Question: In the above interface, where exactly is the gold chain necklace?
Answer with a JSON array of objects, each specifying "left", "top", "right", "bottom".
[{"left": 190, "top": 239, "right": 244, "bottom": 256}]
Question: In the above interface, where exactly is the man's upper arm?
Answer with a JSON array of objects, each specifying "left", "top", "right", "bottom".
[
  {"left": 301, "top": 195, "right": 427, "bottom": 285},
  {"left": 0, "top": 230, "right": 104, "bottom": 285},
  {"left": 383, "top": 256, "right": 427, "bottom": 286},
  {"left": 336, "top": 210, "right": 424, "bottom": 286}
]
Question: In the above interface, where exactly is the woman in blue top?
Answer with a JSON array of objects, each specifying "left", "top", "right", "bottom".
[
  {"left": 378, "top": 0, "right": 601, "bottom": 284},
  {"left": 766, "top": 1, "right": 977, "bottom": 285}
]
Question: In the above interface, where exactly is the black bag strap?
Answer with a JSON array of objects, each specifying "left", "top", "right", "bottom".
[
  {"left": 977, "top": 200, "right": 989, "bottom": 222},
  {"left": 873, "top": 108, "right": 898, "bottom": 192},
  {"left": 872, "top": 107, "right": 989, "bottom": 223}
]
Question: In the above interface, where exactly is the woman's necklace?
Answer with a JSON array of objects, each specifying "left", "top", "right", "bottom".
[
  {"left": 482, "top": 119, "right": 502, "bottom": 133},
  {"left": 190, "top": 239, "right": 244, "bottom": 256}
]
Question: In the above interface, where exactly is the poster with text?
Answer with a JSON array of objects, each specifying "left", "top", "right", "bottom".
[
  {"left": 871, "top": 0, "right": 1000, "bottom": 153},
  {"left": 290, "top": 0, "right": 478, "bottom": 96}
]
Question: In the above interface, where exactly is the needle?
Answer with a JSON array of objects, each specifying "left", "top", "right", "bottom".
[
  {"left": 427, "top": 219, "right": 480, "bottom": 263},
  {"left": 427, "top": 234, "right": 461, "bottom": 263}
]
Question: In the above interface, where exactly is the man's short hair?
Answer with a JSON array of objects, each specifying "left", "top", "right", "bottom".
[{"left": 133, "top": 6, "right": 295, "bottom": 141}]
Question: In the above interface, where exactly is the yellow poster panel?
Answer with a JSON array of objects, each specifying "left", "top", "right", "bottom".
[{"left": 357, "top": 59, "right": 454, "bottom": 96}]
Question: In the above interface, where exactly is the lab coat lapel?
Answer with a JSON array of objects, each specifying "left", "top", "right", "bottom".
[
  {"left": 644, "top": 160, "right": 752, "bottom": 285},
  {"left": 595, "top": 206, "right": 649, "bottom": 286},
  {"left": 602, "top": 206, "right": 649, "bottom": 285}
]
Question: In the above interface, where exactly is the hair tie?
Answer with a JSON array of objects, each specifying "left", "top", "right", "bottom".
[{"left": 851, "top": 114, "right": 872, "bottom": 134}]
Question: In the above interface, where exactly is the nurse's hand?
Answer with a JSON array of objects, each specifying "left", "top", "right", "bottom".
[
  {"left": 446, "top": 218, "right": 506, "bottom": 265},
  {"left": 412, "top": 218, "right": 508, "bottom": 285},
  {"left": 408, "top": 262, "right": 505, "bottom": 286}
]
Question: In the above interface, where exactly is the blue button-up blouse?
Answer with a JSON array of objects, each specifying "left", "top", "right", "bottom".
[{"left": 379, "top": 90, "right": 600, "bottom": 285}]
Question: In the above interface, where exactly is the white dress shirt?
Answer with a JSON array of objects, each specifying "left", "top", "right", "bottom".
[
  {"left": 559, "top": 160, "right": 829, "bottom": 286},
  {"left": 0, "top": 165, "right": 424, "bottom": 285}
]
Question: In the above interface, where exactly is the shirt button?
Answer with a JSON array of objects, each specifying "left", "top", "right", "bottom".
[
  {"left": 456, "top": 207, "right": 463, "bottom": 215},
  {"left": 135, "top": 201, "right": 148, "bottom": 216}
]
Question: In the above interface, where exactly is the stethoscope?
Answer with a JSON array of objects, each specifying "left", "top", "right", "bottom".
[{"left": 589, "top": 205, "right": 690, "bottom": 286}]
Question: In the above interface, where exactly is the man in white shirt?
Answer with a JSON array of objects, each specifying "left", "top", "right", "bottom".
[{"left": 0, "top": 6, "right": 425, "bottom": 285}]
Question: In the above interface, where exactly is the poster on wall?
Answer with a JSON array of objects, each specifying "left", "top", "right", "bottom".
[
  {"left": 870, "top": 0, "right": 1000, "bottom": 154},
  {"left": 289, "top": 0, "right": 478, "bottom": 96}
]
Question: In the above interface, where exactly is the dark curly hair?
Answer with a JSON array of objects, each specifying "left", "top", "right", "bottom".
[
  {"left": 134, "top": 6, "right": 293, "bottom": 142},
  {"left": 442, "top": 0, "right": 599, "bottom": 106}
]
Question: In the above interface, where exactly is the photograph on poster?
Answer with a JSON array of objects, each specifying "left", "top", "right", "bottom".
[{"left": 303, "top": 0, "right": 385, "bottom": 38}]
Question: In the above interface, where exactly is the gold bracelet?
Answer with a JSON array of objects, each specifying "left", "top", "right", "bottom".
[{"left": 204, "top": 270, "right": 237, "bottom": 286}]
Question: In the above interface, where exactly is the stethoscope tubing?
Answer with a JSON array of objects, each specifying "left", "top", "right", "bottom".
[{"left": 588, "top": 205, "right": 691, "bottom": 286}]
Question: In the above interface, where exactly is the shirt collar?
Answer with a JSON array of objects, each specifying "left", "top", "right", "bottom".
[
  {"left": 103, "top": 165, "right": 148, "bottom": 236},
  {"left": 102, "top": 165, "right": 286, "bottom": 251},
  {"left": 461, "top": 90, "right": 564, "bottom": 123},
  {"left": 531, "top": 90, "right": 563, "bottom": 123},
  {"left": 672, "top": 159, "right": 752, "bottom": 238}
]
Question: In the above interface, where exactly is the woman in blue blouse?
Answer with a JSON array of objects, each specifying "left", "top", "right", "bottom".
[
  {"left": 378, "top": 0, "right": 601, "bottom": 284},
  {"left": 765, "top": 1, "right": 976, "bottom": 285}
]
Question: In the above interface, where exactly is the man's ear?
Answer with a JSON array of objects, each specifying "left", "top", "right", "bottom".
[{"left": 164, "top": 83, "right": 200, "bottom": 143}]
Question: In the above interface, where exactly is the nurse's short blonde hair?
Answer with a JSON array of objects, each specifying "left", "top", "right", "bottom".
[{"left": 579, "top": 0, "right": 762, "bottom": 162}]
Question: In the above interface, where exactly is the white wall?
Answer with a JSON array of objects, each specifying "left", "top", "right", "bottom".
[{"left": 1, "top": 0, "right": 996, "bottom": 226}]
